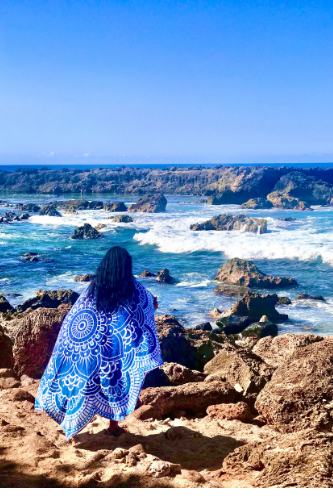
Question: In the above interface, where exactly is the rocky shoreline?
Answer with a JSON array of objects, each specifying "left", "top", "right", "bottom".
[
  {"left": 1, "top": 166, "right": 333, "bottom": 211},
  {"left": 0, "top": 267, "right": 332, "bottom": 487}
]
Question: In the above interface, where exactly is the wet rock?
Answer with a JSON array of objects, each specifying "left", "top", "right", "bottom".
[
  {"left": 241, "top": 198, "right": 273, "bottom": 209},
  {"left": 239, "top": 321, "right": 278, "bottom": 339},
  {"left": 215, "top": 258, "right": 298, "bottom": 288},
  {"left": 267, "top": 191, "right": 312, "bottom": 210},
  {"left": 223, "top": 430, "right": 333, "bottom": 488},
  {"left": 156, "top": 269, "right": 174, "bottom": 283},
  {"left": 137, "top": 381, "right": 237, "bottom": 419},
  {"left": 253, "top": 333, "right": 323, "bottom": 369},
  {"left": 190, "top": 214, "right": 267, "bottom": 234},
  {"left": 128, "top": 194, "right": 167, "bottom": 213},
  {"left": 296, "top": 293, "right": 325, "bottom": 301},
  {"left": 140, "top": 270, "right": 157, "bottom": 277},
  {"left": 0, "top": 326, "right": 14, "bottom": 369},
  {"left": 70, "top": 223, "right": 103, "bottom": 239},
  {"left": 277, "top": 296, "right": 292, "bottom": 305},
  {"left": 6, "top": 306, "right": 70, "bottom": 377},
  {"left": 103, "top": 201, "right": 127, "bottom": 212},
  {"left": 278, "top": 216, "right": 296, "bottom": 221},
  {"left": 194, "top": 322, "right": 212, "bottom": 331},
  {"left": 74, "top": 274, "right": 95, "bottom": 282},
  {"left": 39, "top": 204, "right": 62, "bottom": 217},
  {"left": 19, "top": 203, "right": 40, "bottom": 212},
  {"left": 255, "top": 340, "right": 333, "bottom": 431},
  {"left": 204, "top": 346, "right": 274, "bottom": 395},
  {"left": 21, "top": 252, "right": 40, "bottom": 262},
  {"left": 64, "top": 206, "right": 77, "bottom": 214},
  {"left": 207, "top": 402, "right": 253, "bottom": 422},
  {"left": 16, "top": 289, "right": 79, "bottom": 313},
  {"left": 220, "top": 291, "right": 288, "bottom": 323},
  {"left": 109, "top": 214, "right": 133, "bottom": 223},
  {"left": 0, "top": 295, "right": 13, "bottom": 313},
  {"left": 216, "top": 316, "right": 252, "bottom": 335},
  {"left": 18, "top": 213, "right": 30, "bottom": 220},
  {"left": 94, "top": 223, "right": 106, "bottom": 231}
]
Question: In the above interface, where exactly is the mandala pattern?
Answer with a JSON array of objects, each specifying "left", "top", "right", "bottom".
[{"left": 35, "top": 279, "right": 163, "bottom": 439}]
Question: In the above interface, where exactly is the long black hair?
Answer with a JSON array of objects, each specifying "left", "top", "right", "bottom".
[{"left": 88, "top": 246, "right": 134, "bottom": 310}]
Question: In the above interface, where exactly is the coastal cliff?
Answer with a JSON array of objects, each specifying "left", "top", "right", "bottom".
[{"left": 2, "top": 166, "right": 333, "bottom": 203}]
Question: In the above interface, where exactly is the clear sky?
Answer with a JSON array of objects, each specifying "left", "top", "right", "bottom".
[{"left": 1, "top": 0, "right": 333, "bottom": 165}]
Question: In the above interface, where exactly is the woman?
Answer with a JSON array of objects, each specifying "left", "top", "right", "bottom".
[{"left": 35, "top": 246, "right": 163, "bottom": 439}]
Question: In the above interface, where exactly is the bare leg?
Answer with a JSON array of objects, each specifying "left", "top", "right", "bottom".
[{"left": 108, "top": 419, "right": 119, "bottom": 430}]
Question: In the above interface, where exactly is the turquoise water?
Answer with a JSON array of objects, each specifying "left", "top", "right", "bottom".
[{"left": 1, "top": 193, "right": 333, "bottom": 335}]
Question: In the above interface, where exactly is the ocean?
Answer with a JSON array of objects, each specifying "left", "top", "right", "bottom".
[{"left": 1, "top": 191, "right": 333, "bottom": 336}]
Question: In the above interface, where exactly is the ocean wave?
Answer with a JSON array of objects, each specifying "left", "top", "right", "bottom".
[{"left": 133, "top": 216, "right": 333, "bottom": 266}]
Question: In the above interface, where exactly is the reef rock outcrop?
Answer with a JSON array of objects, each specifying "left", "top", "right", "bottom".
[
  {"left": 190, "top": 214, "right": 267, "bottom": 234},
  {"left": 215, "top": 258, "right": 297, "bottom": 288},
  {"left": 128, "top": 194, "right": 167, "bottom": 213}
]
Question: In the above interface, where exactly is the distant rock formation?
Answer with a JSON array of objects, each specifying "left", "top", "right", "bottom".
[
  {"left": 241, "top": 198, "right": 273, "bottom": 209},
  {"left": 219, "top": 291, "right": 288, "bottom": 323},
  {"left": 39, "top": 204, "right": 62, "bottom": 217},
  {"left": 74, "top": 274, "right": 95, "bottom": 282},
  {"left": 140, "top": 270, "right": 157, "bottom": 277},
  {"left": 104, "top": 201, "right": 127, "bottom": 212},
  {"left": 215, "top": 258, "right": 298, "bottom": 288},
  {"left": 190, "top": 214, "right": 267, "bottom": 234},
  {"left": 70, "top": 223, "right": 103, "bottom": 240},
  {"left": 110, "top": 214, "right": 133, "bottom": 223},
  {"left": 267, "top": 192, "right": 312, "bottom": 211},
  {"left": 128, "top": 194, "right": 167, "bottom": 213},
  {"left": 156, "top": 269, "right": 174, "bottom": 283}
]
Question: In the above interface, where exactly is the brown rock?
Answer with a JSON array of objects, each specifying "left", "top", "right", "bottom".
[
  {"left": 128, "top": 194, "right": 167, "bottom": 213},
  {"left": 74, "top": 274, "right": 95, "bottom": 282},
  {"left": 8, "top": 389, "right": 35, "bottom": 404},
  {"left": 204, "top": 345, "right": 274, "bottom": 395},
  {"left": 155, "top": 269, "right": 174, "bottom": 283},
  {"left": 140, "top": 270, "right": 157, "bottom": 277},
  {"left": 5, "top": 305, "right": 70, "bottom": 377},
  {"left": 0, "top": 377, "right": 20, "bottom": 390},
  {"left": 103, "top": 201, "right": 127, "bottom": 212},
  {"left": 208, "top": 308, "right": 222, "bottom": 319},
  {"left": 20, "top": 374, "right": 36, "bottom": 387},
  {"left": 190, "top": 213, "right": 267, "bottom": 234},
  {"left": 220, "top": 291, "right": 288, "bottom": 323},
  {"left": 207, "top": 402, "right": 253, "bottom": 422},
  {"left": 136, "top": 381, "right": 237, "bottom": 419},
  {"left": 255, "top": 340, "right": 333, "bottom": 431},
  {"left": 253, "top": 333, "right": 323, "bottom": 368},
  {"left": 0, "top": 294, "right": 14, "bottom": 313},
  {"left": 0, "top": 325, "right": 14, "bottom": 369},
  {"left": 161, "top": 362, "right": 206, "bottom": 385},
  {"left": 223, "top": 430, "right": 333, "bottom": 488},
  {"left": 215, "top": 258, "right": 297, "bottom": 288}
]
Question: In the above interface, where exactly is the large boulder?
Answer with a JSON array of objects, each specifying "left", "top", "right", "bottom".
[
  {"left": 190, "top": 214, "right": 267, "bottom": 234},
  {"left": 110, "top": 214, "right": 133, "bottom": 223},
  {"left": 104, "top": 201, "right": 127, "bottom": 212},
  {"left": 241, "top": 198, "right": 273, "bottom": 209},
  {"left": 70, "top": 223, "right": 103, "bottom": 239},
  {"left": 0, "top": 295, "right": 14, "bottom": 313},
  {"left": 207, "top": 402, "right": 253, "bottom": 422},
  {"left": 155, "top": 315, "right": 222, "bottom": 371},
  {"left": 19, "top": 203, "right": 40, "bottom": 212},
  {"left": 0, "top": 325, "right": 14, "bottom": 369},
  {"left": 204, "top": 345, "right": 274, "bottom": 395},
  {"left": 39, "top": 204, "right": 62, "bottom": 217},
  {"left": 15, "top": 289, "right": 79, "bottom": 313},
  {"left": 220, "top": 291, "right": 288, "bottom": 323},
  {"left": 223, "top": 430, "right": 333, "bottom": 488},
  {"left": 128, "top": 194, "right": 167, "bottom": 213},
  {"left": 267, "top": 191, "right": 312, "bottom": 211},
  {"left": 255, "top": 340, "right": 333, "bottom": 432},
  {"left": 155, "top": 269, "right": 174, "bottom": 283},
  {"left": 215, "top": 258, "right": 297, "bottom": 288},
  {"left": 143, "top": 362, "right": 206, "bottom": 389},
  {"left": 136, "top": 381, "right": 237, "bottom": 419},
  {"left": 7, "top": 305, "right": 70, "bottom": 377},
  {"left": 253, "top": 333, "right": 323, "bottom": 368}
]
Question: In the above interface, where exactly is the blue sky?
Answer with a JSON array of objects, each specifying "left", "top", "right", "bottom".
[{"left": 0, "top": 0, "right": 333, "bottom": 164}]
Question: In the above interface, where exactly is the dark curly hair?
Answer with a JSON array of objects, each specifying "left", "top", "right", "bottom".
[{"left": 88, "top": 246, "right": 134, "bottom": 310}]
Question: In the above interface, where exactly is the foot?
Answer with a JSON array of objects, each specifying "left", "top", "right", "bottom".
[{"left": 104, "top": 426, "right": 127, "bottom": 437}]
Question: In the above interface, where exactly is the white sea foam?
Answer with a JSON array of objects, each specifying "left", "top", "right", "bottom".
[{"left": 133, "top": 213, "right": 333, "bottom": 266}]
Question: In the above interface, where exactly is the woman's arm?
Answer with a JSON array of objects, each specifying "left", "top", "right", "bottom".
[{"left": 153, "top": 296, "right": 158, "bottom": 310}]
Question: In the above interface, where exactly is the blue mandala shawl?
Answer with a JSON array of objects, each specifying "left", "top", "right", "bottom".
[{"left": 35, "top": 279, "right": 163, "bottom": 439}]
